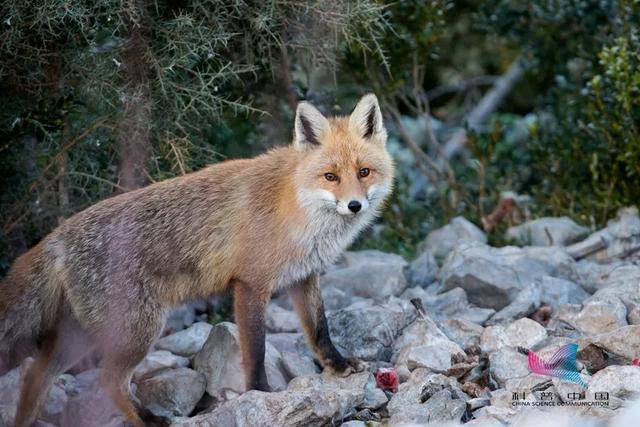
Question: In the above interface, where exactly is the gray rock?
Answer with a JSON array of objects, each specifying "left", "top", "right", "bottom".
[
  {"left": 164, "top": 304, "right": 197, "bottom": 334},
  {"left": 552, "top": 379, "right": 617, "bottom": 417},
  {"left": 488, "top": 285, "right": 541, "bottom": 324},
  {"left": 406, "top": 250, "right": 438, "bottom": 287},
  {"left": 466, "top": 396, "right": 490, "bottom": 411},
  {"left": 136, "top": 368, "right": 206, "bottom": 418},
  {"left": 392, "top": 315, "right": 465, "bottom": 373},
  {"left": 552, "top": 377, "right": 592, "bottom": 406},
  {"left": 514, "top": 245, "right": 580, "bottom": 278},
  {"left": 41, "top": 382, "right": 68, "bottom": 424},
  {"left": 511, "top": 407, "right": 604, "bottom": 427},
  {"left": 320, "top": 250, "right": 408, "bottom": 300},
  {"left": 328, "top": 297, "right": 417, "bottom": 361},
  {"left": 265, "top": 304, "right": 300, "bottom": 333},
  {"left": 554, "top": 296, "right": 627, "bottom": 335},
  {"left": 582, "top": 325, "right": 640, "bottom": 360},
  {"left": 573, "top": 259, "right": 635, "bottom": 293},
  {"left": 440, "top": 243, "right": 531, "bottom": 310},
  {"left": 66, "top": 368, "right": 100, "bottom": 395},
  {"left": 538, "top": 275, "right": 590, "bottom": 309},
  {"left": 441, "top": 318, "right": 485, "bottom": 350},
  {"left": 428, "top": 288, "right": 496, "bottom": 325},
  {"left": 387, "top": 369, "right": 467, "bottom": 425},
  {"left": 588, "top": 365, "right": 640, "bottom": 403},
  {"left": 603, "top": 207, "right": 640, "bottom": 255},
  {"left": 611, "top": 399, "right": 640, "bottom": 427},
  {"left": 567, "top": 206, "right": 640, "bottom": 262},
  {"left": 506, "top": 216, "right": 589, "bottom": 247},
  {"left": 193, "top": 322, "right": 287, "bottom": 397},
  {"left": 399, "top": 345, "right": 462, "bottom": 374},
  {"left": 55, "top": 373, "right": 78, "bottom": 396},
  {"left": 490, "top": 388, "right": 526, "bottom": 409},
  {"left": 466, "top": 415, "right": 505, "bottom": 427},
  {"left": 401, "top": 286, "right": 495, "bottom": 325},
  {"left": 60, "top": 369, "right": 124, "bottom": 427},
  {"left": 504, "top": 374, "right": 557, "bottom": 396},
  {"left": 587, "top": 266, "right": 640, "bottom": 322},
  {"left": 629, "top": 307, "right": 640, "bottom": 325},
  {"left": 0, "top": 359, "right": 71, "bottom": 426},
  {"left": 420, "top": 216, "right": 487, "bottom": 261},
  {"left": 488, "top": 347, "right": 529, "bottom": 387},
  {"left": 290, "top": 371, "right": 387, "bottom": 410},
  {"left": 387, "top": 369, "right": 460, "bottom": 413},
  {"left": 472, "top": 406, "right": 517, "bottom": 425},
  {"left": 488, "top": 275, "right": 589, "bottom": 324},
  {"left": 320, "top": 285, "right": 353, "bottom": 311},
  {"left": 280, "top": 351, "right": 319, "bottom": 379},
  {"left": 266, "top": 333, "right": 313, "bottom": 359},
  {"left": 440, "top": 242, "right": 578, "bottom": 310},
  {"left": 171, "top": 372, "right": 373, "bottom": 427},
  {"left": 396, "top": 364, "right": 411, "bottom": 383},
  {"left": 156, "top": 322, "right": 213, "bottom": 357},
  {"left": 133, "top": 350, "right": 190, "bottom": 381},
  {"left": 0, "top": 365, "right": 24, "bottom": 426},
  {"left": 388, "top": 389, "right": 466, "bottom": 426},
  {"left": 480, "top": 318, "right": 547, "bottom": 354},
  {"left": 362, "top": 385, "right": 388, "bottom": 410}
]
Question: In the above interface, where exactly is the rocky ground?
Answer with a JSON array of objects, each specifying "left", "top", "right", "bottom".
[{"left": 2, "top": 208, "right": 640, "bottom": 427}]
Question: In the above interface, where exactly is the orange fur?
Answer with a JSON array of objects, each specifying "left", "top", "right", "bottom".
[{"left": 1, "top": 94, "right": 394, "bottom": 424}]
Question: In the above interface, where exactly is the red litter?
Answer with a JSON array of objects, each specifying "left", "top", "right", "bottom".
[
  {"left": 633, "top": 359, "right": 640, "bottom": 366},
  {"left": 375, "top": 367, "right": 399, "bottom": 393}
]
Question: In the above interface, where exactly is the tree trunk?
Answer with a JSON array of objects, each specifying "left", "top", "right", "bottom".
[{"left": 116, "top": 1, "right": 152, "bottom": 192}]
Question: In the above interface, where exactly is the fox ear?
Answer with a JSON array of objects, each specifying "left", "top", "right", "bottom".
[
  {"left": 349, "top": 93, "right": 386, "bottom": 143},
  {"left": 294, "top": 101, "right": 330, "bottom": 150}
]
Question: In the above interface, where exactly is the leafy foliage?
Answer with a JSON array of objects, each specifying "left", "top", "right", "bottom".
[
  {"left": 475, "top": 1, "right": 640, "bottom": 224},
  {"left": 0, "top": 0, "right": 388, "bottom": 272}
]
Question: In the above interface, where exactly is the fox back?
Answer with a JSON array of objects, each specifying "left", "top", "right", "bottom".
[{"left": 1, "top": 93, "right": 394, "bottom": 347}]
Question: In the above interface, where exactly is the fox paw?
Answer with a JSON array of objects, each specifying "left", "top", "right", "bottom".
[{"left": 325, "top": 357, "right": 366, "bottom": 377}]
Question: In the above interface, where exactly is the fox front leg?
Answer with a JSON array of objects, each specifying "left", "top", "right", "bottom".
[
  {"left": 233, "top": 279, "right": 271, "bottom": 392},
  {"left": 288, "top": 274, "right": 364, "bottom": 376}
]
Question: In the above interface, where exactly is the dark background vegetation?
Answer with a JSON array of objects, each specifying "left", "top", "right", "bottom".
[{"left": 1, "top": 0, "right": 639, "bottom": 273}]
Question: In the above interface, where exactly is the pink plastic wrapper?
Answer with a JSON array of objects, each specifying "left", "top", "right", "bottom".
[
  {"left": 375, "top": 367, "right": 398, "bottom": 393},
  {"left": 633, "top": 358, "right": 640, "bottom": 366}
]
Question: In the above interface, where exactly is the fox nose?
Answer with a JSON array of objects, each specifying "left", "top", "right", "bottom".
[{"left": 348, "top": 200, "right": 362, "bottom": 213}]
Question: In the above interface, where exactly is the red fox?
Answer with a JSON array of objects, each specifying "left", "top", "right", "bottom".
[{"left": 0, "top": 94, "right": 394, "bottom": 426}]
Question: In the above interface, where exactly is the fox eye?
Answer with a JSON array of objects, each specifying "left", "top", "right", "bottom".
[
  {"left": 359, "top": 168, "right": 370, "bottom": 178},
  {"left": 324, "top": 172, "right": 338, "bottom": 182}
]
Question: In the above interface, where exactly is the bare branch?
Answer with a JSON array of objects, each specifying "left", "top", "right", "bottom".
[
  {"left": 442, "top": 57, "right": 526, "bottom": 160},
  {"left": 386, "top": 106, "right": 441, "bottom": 185},
  {"left": 426, "top": 75, "right": 498, "bottom": 102}
]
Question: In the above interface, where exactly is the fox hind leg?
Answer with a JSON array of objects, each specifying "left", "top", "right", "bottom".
[
  {"left": 14, "top": 334, "right": 57, "bottom": 427},
  {"left": 14, "top": 311, "right": 94, "bottom": 427},
  {"left": 96, "top": 304, "right": 165, "bottom": 427},
  {"left": 100, "top": 357, "right": 146, "bottom": 427}
]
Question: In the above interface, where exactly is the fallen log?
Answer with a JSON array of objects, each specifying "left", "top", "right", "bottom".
[{"left": 442, "top": 57, "right": 527, "bottom": 160}]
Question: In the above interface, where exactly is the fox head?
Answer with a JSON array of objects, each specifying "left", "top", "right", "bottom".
[{"left": 292, "top": 94, "right": 394, "bottom": 219}]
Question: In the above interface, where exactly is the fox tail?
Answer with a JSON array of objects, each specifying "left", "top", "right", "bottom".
[{"left": 0, "top": 243, "right": 61, "bottom": 372}]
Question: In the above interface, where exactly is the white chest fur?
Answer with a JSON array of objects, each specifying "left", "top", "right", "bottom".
[{"left": 275, "top": 209, "right": 375, "bottom": 290}]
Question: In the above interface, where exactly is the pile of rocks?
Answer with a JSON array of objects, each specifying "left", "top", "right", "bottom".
[{"left": 1, "top": 208, "right": 640, "bottom": 427}]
